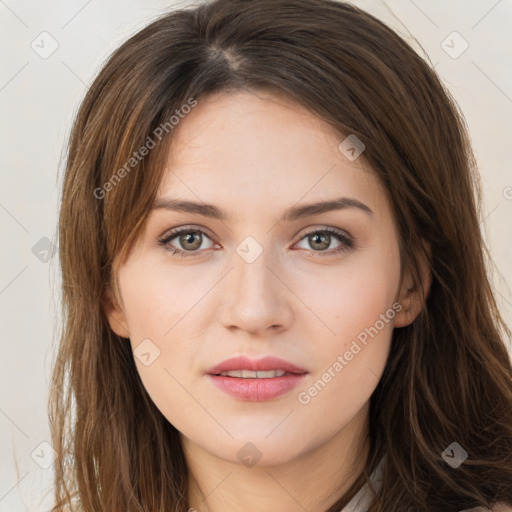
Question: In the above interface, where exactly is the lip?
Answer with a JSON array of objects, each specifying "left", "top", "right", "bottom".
[
  {"left": 206, "top": 356, "right": 308, "bottom": 402},
  {"left": 206, "top": 356, "right": 308, "bottom": 375}
]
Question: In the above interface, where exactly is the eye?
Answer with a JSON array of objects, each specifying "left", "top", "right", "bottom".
[
  {"left": 293, "top": 227, "right": 353, "bottom": 256},
  {"left": 158, "top": 226, "right": 217, "bottom": 257},
  {"left": 158, "top": 226, "right": 354, "bottom": 258}
]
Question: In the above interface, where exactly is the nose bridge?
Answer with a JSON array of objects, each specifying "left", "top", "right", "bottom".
[
  {"left": 234, "top": 250, "right": 270, "bottom": 294},
  {"left": 219, "top": 235, "right": 292, "bottom": 333},
  {"left": 231, "top": 236, "right": 278, "bottom": 303}
]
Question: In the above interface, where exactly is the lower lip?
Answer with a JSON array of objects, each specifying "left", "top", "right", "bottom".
[{"left": 208, "top": 373, "right": 307, "bottom": 401}]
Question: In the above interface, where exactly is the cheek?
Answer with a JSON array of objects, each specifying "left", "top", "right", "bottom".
[
  {"left": 116, "top": 259, "right": 217, "bottom": 416},
  {"left": 119, "top": 258, "right": 216, "bottom": 341},
  {"left": 296, "top": 242, "right": 400, "bottom": 402},
  {"left": 297, "top": 243, "right": 401, "bottom": 345},
  {"left": 295, "top": 259, "right": 398, "bottom": 429}
]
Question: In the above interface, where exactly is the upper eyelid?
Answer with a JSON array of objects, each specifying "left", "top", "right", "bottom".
[
  {"left": 159, "top": 225, "right": 217, "bottom": 244},
  {"left": 159, "top": 224, "right": 352, "bottom": 246}
]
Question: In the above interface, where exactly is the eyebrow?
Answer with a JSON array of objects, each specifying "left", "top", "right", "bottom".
[{"left": 152, "top": 196, "right": 373, "bottom": 222}]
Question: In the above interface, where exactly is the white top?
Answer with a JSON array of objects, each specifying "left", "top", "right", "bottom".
[{"left": 339, "top": 457, "right": 509, "bottom": 512}]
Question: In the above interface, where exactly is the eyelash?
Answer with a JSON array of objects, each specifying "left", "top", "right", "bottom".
[{"left": 157, "top": 225, "right": 354, "bottom": 258}]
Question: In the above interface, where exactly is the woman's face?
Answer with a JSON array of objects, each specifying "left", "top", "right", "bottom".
[{"left": 107, "top": 89, "right": 418, "bottom": 468}]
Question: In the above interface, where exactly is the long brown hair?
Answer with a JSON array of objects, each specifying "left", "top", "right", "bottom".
[{"left": 50, "top": 0, "right": 512, "bottom": 510}]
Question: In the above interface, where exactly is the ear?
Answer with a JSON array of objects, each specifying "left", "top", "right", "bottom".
[
  {"left": 394, "top": 239, "right": 432, "bottom": 328},
  {"left": 104, "top": 285, "right": 130, "bottom": 339}
]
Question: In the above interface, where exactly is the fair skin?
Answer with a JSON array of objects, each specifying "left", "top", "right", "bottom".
[{"left": 106, "top": 89, "right": 430, "bottom": 512}]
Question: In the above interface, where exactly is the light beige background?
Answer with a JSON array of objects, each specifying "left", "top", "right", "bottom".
[{"left": 0, "top": 0, "right": 510, "bottom": 510}]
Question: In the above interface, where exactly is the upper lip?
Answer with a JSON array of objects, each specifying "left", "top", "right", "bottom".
[{"left": 206, "top": 356, "right": 308, "bottom": 375}]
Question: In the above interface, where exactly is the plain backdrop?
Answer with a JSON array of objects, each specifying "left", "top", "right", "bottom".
[{"left": 0, "top": 0, "right": 511, "bottom": 510}]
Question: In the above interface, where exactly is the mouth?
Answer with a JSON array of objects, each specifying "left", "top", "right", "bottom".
[
  {"left": 212, "top": 369, "right": 300, "bottom": 378},
  {"left": 206, "top": 356, "right": 308, "bottom": 401}
]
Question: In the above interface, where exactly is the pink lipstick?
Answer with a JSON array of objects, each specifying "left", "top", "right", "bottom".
[{"left": 206, "top": 356, "right": 308, "bottom": 401}]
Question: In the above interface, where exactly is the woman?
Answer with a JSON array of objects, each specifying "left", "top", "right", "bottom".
[{"left": 50, "top": 0, "right": 512, "bottom": 510}]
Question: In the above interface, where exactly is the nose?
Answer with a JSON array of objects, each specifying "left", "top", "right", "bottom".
[{"left": 218, "top": 246, "right": 294, "bottom": 336}]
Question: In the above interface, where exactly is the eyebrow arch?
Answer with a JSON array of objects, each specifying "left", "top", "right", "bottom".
[{"left": 152, "top": 196, "right": 373, "bottom": 222}]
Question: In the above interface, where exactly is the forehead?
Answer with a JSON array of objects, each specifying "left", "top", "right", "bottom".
[{"left": 158, "top": 89, "right": 386, "bottom": 223}]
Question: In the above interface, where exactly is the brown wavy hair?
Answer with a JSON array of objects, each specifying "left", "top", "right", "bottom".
[{"left": 50, "top": 0, "right": 512, "bottom": 510}]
